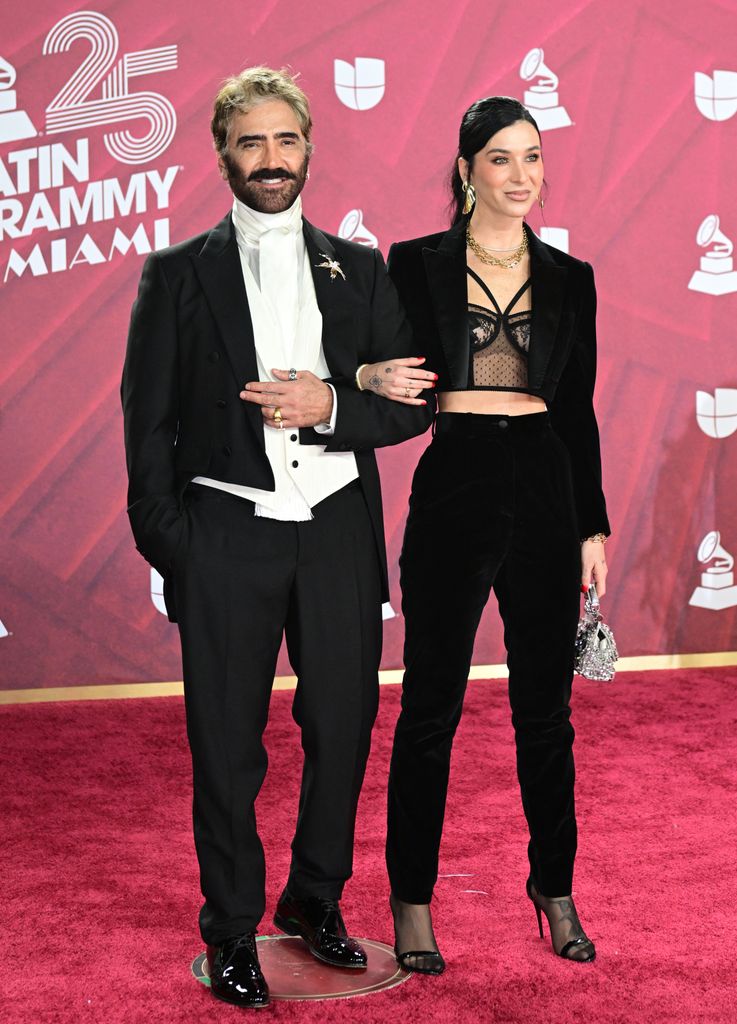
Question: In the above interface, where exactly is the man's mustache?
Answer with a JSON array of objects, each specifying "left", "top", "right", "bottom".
[{"left": 248, "top": 169, "right": 297, "bottom": 182}]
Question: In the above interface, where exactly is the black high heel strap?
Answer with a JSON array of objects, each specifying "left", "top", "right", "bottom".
[
  {"left": 396, "top": 949, "right": 445, "bottom": 975},
  {"left": 559, "top": 937, "right": 596, "bottom": 960}
]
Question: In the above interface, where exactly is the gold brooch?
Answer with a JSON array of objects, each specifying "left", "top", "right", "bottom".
[{"left": 316, "top": 254, "right": 346, "bottom": 280}]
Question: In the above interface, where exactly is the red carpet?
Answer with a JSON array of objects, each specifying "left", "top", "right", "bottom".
[{"left": 3, "top": 669, "right": 736, "bottom": 1023}]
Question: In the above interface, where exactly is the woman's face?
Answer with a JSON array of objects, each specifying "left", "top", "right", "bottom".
[{"left": 460, "top": 120, "right": 543, "bottom": 220}]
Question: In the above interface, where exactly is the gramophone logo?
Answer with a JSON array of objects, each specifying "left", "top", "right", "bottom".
[
  {"left": 688, "top": 215, "right": 737, "bottom": 295},
  {"left": 338, "top": 209, "right": 378, "bottom": 248},
  {"left": 694, "top": 69, "right": 737, "bottom": 121},
  {"left": 519, "top": 48, "right": 572, "bottom": 131},
  {"left": 689, "top": 532, "right": 737, "bottom": 610},
  {"left": 696, "top": 389, "right": 737, "bottom": 439},
  {"left": 334, "top": 58, "right": 385, "bottom": 111},
  {"left": 151, "top": 568, "right": 167, "bottom": 616},
  {"left": 539, "top": 227, "right": 569, "bottom": 253},
  {"left": 0, "top": 56, "right": 36, "bottom": 143}
]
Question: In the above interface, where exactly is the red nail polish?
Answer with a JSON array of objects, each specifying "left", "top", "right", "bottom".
[
  {"left": 433, "top": 374, "right": 439, "bottom": 380},
  {"left": 581, "top": 583, "right": 589, "bottom": 593}
]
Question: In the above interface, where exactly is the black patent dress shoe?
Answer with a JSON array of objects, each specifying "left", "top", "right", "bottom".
[
  {"left": 273, "top": 891, "right": 367, "bottom": 969},
  {"left": 207, "top": 932, "right": 270, "bottom": 1009}
]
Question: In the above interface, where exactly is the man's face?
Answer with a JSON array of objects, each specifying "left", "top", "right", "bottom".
[{"left": 218, "top": 99, "right": 309, "bottom": 213}]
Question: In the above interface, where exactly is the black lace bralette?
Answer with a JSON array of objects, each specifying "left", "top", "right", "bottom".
[{"left": 467, "top": 266, "right": 532, "bottom": 391}]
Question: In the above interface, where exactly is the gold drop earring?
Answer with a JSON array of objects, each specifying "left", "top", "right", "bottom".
[{"left": 462, "top": 180, "right": 476, "bottom": 215}]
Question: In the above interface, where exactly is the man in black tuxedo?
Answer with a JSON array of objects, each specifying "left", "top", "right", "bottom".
[{"left": 121, "top": 66, "right": 431, "bottom": 1009}]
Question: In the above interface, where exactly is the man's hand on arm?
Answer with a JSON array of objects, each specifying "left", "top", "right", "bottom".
[{"left": 240, "top": 369, "right": 334, "bottom": 429}]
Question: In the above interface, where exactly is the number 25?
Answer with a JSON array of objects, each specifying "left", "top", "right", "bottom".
[{"left": 43, "top": 11, "right": 178, "bottom": 165}]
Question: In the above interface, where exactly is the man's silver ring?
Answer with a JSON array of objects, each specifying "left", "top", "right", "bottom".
[{"left": 288, "top": 368, "right": 298, "bottom": 381}]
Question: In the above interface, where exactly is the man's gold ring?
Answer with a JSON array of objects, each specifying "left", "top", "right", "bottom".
[{"left": 273, "top": 407, "right": 283, "bottom": 423}]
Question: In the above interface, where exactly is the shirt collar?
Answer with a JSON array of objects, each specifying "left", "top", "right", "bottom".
[{"left": 232, "top": 195, "right": 303, "bottom": 247}]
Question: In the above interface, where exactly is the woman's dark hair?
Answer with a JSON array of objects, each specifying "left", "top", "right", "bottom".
[{"left": 449, "top": 96, "right": 541, "bottom": 225}]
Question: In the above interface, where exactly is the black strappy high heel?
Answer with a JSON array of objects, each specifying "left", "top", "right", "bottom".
[
  {"left": 526, "top": 878, "right": 596, "bottom": 963},
  {"left": 390, "top": 893, "right": 446, "bottom": 975}
]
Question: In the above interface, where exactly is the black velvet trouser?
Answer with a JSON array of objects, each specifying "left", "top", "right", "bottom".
[
  {"left": 386, "top": 412, "right": 581, "bottom": 902},
  {"left": 172, "top": 481, "right": 382, "bottom": 944}
]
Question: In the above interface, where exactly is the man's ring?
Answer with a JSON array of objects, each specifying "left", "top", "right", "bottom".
[
  {"left": 288, "top": 368, "right": 298, "bottom": 381},
  {"left": 273, "top": 407, "right": 283, "bottom": 423}
]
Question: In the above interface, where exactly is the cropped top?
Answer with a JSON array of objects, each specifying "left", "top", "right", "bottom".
[{"left": 467, "top": 266, "right": 532, "bottom": 392}]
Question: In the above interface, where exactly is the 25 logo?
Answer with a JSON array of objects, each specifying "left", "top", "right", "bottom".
[{"left": 42, "top": 10, "right": 178, "bottom": 165}]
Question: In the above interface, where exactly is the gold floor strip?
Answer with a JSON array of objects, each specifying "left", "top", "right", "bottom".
[{"left": 1, "top": 651, "right": 736, "bottom": 705}]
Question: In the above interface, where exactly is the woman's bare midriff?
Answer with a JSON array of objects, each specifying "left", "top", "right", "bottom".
[{"left": 438, "top": 391, "right": 548, "bottom": 415}]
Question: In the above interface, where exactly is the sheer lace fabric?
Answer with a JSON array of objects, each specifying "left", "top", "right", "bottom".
[
  {"left": 528, "top": 881, "right": 596, "bottom": 962},
  {"left": 467, "top": 267, "right": 532, "bottom": 391},
  {"left": 390, "top": 894, "right": 444, "bottom": 972}
]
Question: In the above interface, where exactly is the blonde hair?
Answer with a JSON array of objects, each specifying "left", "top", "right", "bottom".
[{"left": 211, "top": 66, "right": 313, "bottom": 156}]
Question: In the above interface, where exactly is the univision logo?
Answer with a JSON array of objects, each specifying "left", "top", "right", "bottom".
[
  {"left": 695, "top": 389, "right": 737, "bottom": 439},
  {"left": 694, "top": 69, "right": 737, "bottom": 121},
  {"left": 334, "top": 58, "right": 385, "bottom": 111}
]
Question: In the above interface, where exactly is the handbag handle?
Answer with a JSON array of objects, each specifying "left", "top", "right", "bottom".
[{"left": 584, "top": 582, "right": 601, "bottom": 621}]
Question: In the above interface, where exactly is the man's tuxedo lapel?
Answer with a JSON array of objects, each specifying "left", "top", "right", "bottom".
[
  {"left": 303, "top": 219, "right": 355, "bottom": 378},
  {"left": 191, "top": 214, "right": 263, "bottom": 445},
  {"left": 526, "top": 225, "right": 568, "bottom": 390},
  {"left": 423, "top": 221, "right": 469, "bottom": 390}
]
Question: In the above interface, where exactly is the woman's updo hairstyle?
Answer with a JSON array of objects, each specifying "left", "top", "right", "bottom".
[{"left": 449, "top": 96, "right": 540, "bottom": 225}]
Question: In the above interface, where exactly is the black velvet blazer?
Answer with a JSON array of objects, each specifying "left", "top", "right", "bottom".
[{"left": 387, "top": 220, "right": 610, "bottom": 539}]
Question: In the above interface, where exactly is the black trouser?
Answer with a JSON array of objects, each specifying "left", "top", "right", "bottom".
[
  {"left": 386, "top": 412, "right": 581, "bottom": 902},
  {"left": 172, "top": 481, "right": 382, "bottom": 944}
]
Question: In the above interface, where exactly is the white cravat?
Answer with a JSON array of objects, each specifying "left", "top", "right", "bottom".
[
  {"left": 193, "top": 197, "right": 358, "bottom": 519},
  {"left": 233, "top": 197, "right": 301, "bottom": 366}
]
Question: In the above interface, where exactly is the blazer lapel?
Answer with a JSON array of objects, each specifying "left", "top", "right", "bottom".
[
  {"left": 526, "top": 225, "right": 568, "bottom": 390},
  {"left": 191, "top": 213, "right": 263, "bottom": 446},
  {"left": 302, "top": 219, "right": 355, "bottom": 378},
  {"left": 423, "top": 221, "right": 469, "bottom": 390}
]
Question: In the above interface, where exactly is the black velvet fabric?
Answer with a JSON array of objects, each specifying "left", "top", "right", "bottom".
[
  {"left": 386, "top": 413, "right": 581, "bottom": 902},
  {"left": 386, "top": 222, "right": 610, "bottom": 539}
]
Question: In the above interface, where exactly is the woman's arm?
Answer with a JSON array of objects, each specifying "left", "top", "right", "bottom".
[
  {"left": 355, "top": 241, "right": 439, "bottom": 404},
  {"left": 548, "top": 262, "right": 610, "bottom": 594},
  {"left": 581, "top": 539, "right": 608, "bottom": 596},
  {"left": 356, "top": 357, "right": 436, "bottom": 404}
]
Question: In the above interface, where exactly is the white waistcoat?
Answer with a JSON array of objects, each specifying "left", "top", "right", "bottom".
[{"left": 193, "top": 197, "right": 358, "bottom": 519}]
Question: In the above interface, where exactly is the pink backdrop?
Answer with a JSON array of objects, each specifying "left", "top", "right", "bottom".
[{"left": 2, "top": 0, "right": 736, "bottom": 689}]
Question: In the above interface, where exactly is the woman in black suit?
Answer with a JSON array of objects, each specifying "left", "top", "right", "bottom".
[{"left": 358, "top": 97, "right": 610, "bottom": 972}]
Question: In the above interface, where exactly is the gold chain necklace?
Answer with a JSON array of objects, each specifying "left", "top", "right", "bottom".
[{"left": 466, "top": 227, "right": 528, "bottom": 269}]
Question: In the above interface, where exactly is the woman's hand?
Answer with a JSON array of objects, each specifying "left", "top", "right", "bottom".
[
  {"left": 581, "top": 540, "right": 608, "bottom": 597},
  {"left": 359, "top": 357, "right": 437, "bottom": 405}
]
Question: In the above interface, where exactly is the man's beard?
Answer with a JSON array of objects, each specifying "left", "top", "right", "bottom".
[{"left": 224, "top": 153, "right": 309, "bottom": 213}]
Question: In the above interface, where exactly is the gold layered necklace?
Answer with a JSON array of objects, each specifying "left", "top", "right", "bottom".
[{"left": 466, "top": 227, "right": 528, "bottom": 269}]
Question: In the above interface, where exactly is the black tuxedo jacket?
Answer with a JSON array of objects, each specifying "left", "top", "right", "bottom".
[
  {"left": 387, "top": 221, "right": 610, "bottom": 539},
  {"left": 121, "top": 213, "right": 433, "bottom": 606}
]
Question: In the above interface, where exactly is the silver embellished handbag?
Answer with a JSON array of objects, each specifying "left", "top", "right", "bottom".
[{"left": 574, "top": 583, "right": 618, "bottom": 681}]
